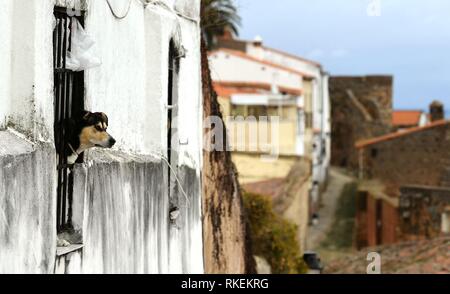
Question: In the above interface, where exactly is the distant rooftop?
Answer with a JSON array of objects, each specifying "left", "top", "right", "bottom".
[
  {"left": 215, "top": 30, "right": 323, "bottom": 68},
  {"left": 356, "top": 119, "right": 450, "bottom": 149},
  {"left": 209, "top": 48, "right": 314, "bottom": 79},
  {"left": 392, "top": 110, "right": 424, "bottom": 127},
  {"left": 213, "top": 81, "right": 302, "bottom": 97}
]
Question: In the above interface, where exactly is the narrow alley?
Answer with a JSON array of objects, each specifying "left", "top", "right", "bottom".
[{"left": 306, "top": 168, "right": 356, "bottom": 262}]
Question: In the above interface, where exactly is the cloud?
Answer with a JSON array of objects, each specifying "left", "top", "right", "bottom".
[
  {"left": 331, "top": 49, "right": 349, "bottom": 58},
  {"left": 306, "top": 49, "right": 325, "bottom": 59}
]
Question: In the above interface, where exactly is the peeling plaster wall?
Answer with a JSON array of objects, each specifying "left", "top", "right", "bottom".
[
  {"left": 0, "top": 131, "right": 57, "bottom": 274},
  {"left": 70, "top": 151, "right": 202, "bottom": 274},
  {"left": 85, "top": 0, "right": 202, "bottom": 170},
  {"left": 0, "top": 0, "right": 13, "bottom": 128},
  {"left": 1, "top": 0, "right": 55, "bottom": 140}
]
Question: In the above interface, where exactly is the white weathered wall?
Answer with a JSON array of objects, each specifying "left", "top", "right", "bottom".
[
  {"left": 0, "top": 0, "right": 57, "bottom": 274},
  {"left": 80, "top": 0, "right": 204, "bottom": 273},
  {"left": 0, "top": 131, "right": 57, "bottom": 274},
  {"left": 0, "top": 0, "right": 55, "bottom": 141},
  {"left": 85, "top": 0, "right": 152, "bottom": 154},
  {"left": 55, "top": 149, "right": 202, "bottom": 274},
  {"left": 0, "top": 0, "right": 13, "bottom": 128},
  {"left": 0, "top": 0, "right": 204, "bottom": 274}
]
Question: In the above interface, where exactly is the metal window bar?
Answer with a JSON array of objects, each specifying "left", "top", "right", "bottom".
[
  {"left": 167, "top": 43, "right": 175, "bottom": 194},
  {"left": 53, "top": 7, "right": 85, "bottom": 233}
]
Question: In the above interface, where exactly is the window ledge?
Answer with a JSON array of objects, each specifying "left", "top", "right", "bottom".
[{"left": 56, "top": 244, "right": 84, "bottom": 257}]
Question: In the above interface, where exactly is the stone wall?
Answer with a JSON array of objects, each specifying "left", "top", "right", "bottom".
[
  {"left": 330, "top": 76, "right": 393, "bottom": 170},
  {"left": 201, "top": 39, "right": 255, "bottom": 274},
  {"left": 399, "top": 185, "right": 450, "bottom": 240},
  {"left": 360, "top": 122, "right": 450, "bottom": 189}
]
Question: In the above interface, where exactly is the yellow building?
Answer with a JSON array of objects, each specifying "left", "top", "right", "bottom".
[{"left": 215, "top": 81, "right": 309, "bottom": 184}]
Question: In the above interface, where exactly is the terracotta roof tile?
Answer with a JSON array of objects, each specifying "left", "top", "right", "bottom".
[
  {"left": 213, "top": 81, "right": 302, "bottom": 97},
  {"left": 392, "top": 110, "right": 423, "bottom": 127}
]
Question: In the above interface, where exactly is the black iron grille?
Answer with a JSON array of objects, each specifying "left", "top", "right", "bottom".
[{"left": 53, "top": 7, "right": 85, "bottom": 233}]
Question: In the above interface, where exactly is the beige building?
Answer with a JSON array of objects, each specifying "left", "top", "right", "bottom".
[
  {"left": 208, "top": 34, "right": 330, "bottom": 252},
  {"left": 213, "top": 78, "right": 308, "bottom": 184}
]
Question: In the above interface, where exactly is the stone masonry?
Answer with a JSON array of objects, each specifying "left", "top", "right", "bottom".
[
  {"left": 357, "top": 121, "right": 450, "bottom": 190},
  {"left": 330, "top": 76, "right": 393, "bottom": 171}
]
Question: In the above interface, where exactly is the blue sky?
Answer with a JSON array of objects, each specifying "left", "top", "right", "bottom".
[{"left": 235, "top": 0, "right": 450, "bottom": 111}]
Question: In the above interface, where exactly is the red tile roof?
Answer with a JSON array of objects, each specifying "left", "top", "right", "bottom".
[
  {"left": 356, "top": 120, "right": 450, "bottom": 149},
  {"left": 392, "top": 110, "right": 424, "bottom": 127},
  {"left": 213, "top": 81, "right": 302, "bottom": 97},
  {"left": 209, "top": 48, "right": 315, "bottom": 79}
]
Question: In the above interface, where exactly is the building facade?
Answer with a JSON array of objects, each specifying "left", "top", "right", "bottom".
[
  {"left": 210, "top": 36, "right": 331, "bottom": 194},
  {"left": 0, "top": 0, "right": 204, "bottom": 274}
]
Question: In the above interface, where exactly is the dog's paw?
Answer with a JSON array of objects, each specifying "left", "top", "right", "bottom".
[{"left": 57, "top": 238, "right": 71, "bottom": 247}]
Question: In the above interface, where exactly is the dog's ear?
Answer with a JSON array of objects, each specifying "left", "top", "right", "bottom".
[
  {"left": 100, "top": 112, "right": 109, "bottom": 126},
  {"left": 81, "top": 111, "right": 92, "bottom": 121}
]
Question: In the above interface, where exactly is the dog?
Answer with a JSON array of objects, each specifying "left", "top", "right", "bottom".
[
  {"left": 56, "top": 111, "right": 115, "bottom": 247},
  {"left": 60, "top": 110, "right": 116, "bottom": 164}
]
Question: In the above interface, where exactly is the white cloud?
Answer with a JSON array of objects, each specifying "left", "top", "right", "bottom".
[
  {"left": 331, "top": 49, "right": 349, "bottom": 58},
  {"left": 306, "top": 49, "right": 325, "bottom": 59}
]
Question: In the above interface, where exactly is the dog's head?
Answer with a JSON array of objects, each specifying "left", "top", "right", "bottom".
[{"left": 74, "top": 111, "right": 116, "bottom": 150}]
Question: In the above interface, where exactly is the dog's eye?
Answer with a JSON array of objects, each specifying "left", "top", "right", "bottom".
[{"left": 95, "top": 125, "right": 102, "bottom": 132}]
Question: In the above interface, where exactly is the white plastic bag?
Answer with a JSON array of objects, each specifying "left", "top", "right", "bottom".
[{"left": 66, "top": 19, "right": 101, "bottom": 71}]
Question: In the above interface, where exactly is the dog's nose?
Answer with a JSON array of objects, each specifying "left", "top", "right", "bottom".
[{"left": 109, "top": 137, "right": 116, "bottom": 147}]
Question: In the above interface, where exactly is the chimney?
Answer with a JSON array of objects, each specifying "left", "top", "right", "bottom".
[
  {"left": 430, "top": 100, "right": 444, "bottom": 122},
  {"left": 253, "top": 35, "right": 263, "bottom": 47}
]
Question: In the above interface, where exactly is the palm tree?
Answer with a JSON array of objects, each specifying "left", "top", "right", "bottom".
[{"left": 201, "top": 0, "right": 241, "bottom": 49}]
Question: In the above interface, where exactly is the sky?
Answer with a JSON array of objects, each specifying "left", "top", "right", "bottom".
[{"left": 234, "top": 0, "right": 450, "bottom": 112}]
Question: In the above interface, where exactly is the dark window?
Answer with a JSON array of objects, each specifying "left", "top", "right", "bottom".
[
  {"left": 167, "top": 41, "right": 179, "bottom": 199},
  {"left": 357, "top": 191, "right": 368, "bottom": 212},
  {"left": 371, "top": 148, "right": 378, "bottom": 158},
  {"left": 53, "top": 7, "right": 85, "bottom": 233}
]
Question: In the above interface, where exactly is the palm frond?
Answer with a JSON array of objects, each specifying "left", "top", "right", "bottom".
[{"left": 201, "top": 0, "right": 241, "bottom": 49}]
